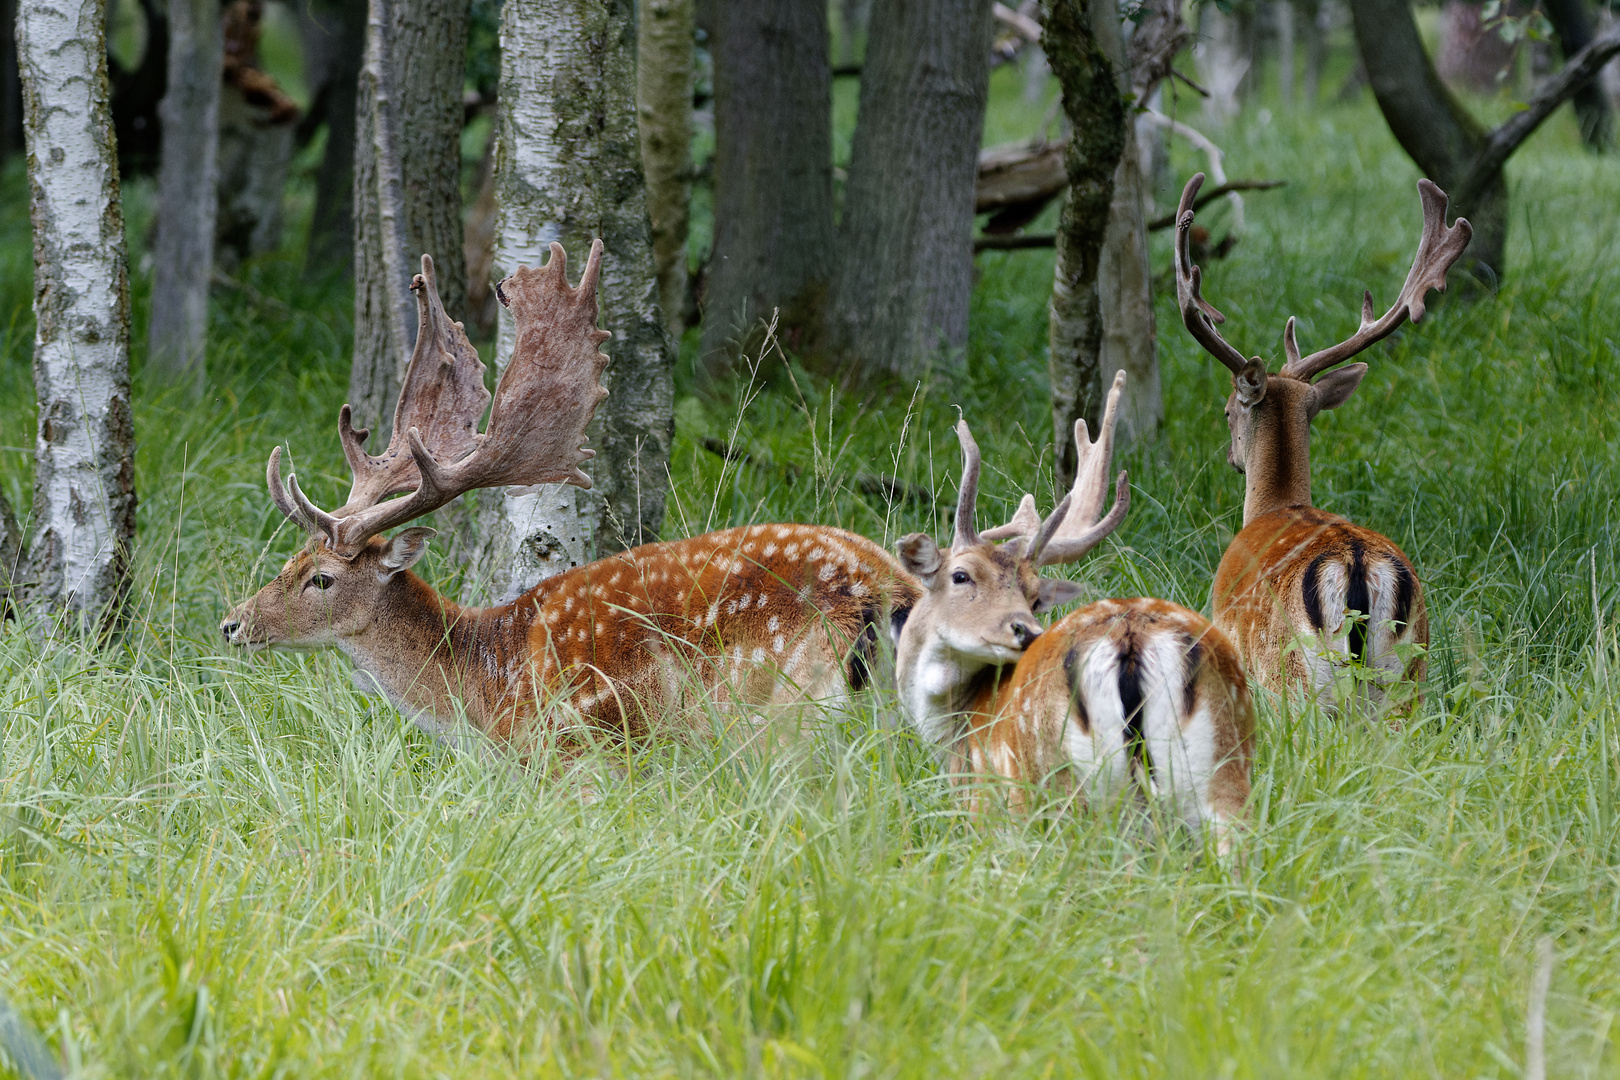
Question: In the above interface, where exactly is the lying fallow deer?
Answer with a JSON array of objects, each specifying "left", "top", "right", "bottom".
[
  {"left": 222, "top": 243, "right": 917, "bottom": 754},
  {"left": 892, "top": 373, "right": 1254, "bottom": 851},
  {"left": 1173, "top": 173, "right": 1471, "bottom": 712}
]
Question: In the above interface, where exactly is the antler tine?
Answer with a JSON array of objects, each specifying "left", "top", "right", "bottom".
[
  {"left": 1174, "top": 173, "right": 1250, "bottom": 375},
  {"left": 980, "top": 493, "right": 1042, "bottom": 543},
  {"left": 951, "top": 414, "right": 983, "bottom": 550},
  {"left": 1034, "top": 370, "right": 1132, "bottom": 567},
  {"left": 1282, "top": 179, "right": 1473, "bottom": 381},
  {"left": 266, "top": 446, "right": 336, "bottom": 544}
]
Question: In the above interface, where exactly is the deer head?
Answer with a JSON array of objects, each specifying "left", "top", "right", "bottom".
[
  {"left": 893, "top": 373, "right": 1130, "bottom": 736},
  {"left": 1173, "top": 173, "right": 1471, "bottom": 523},
  {"left": 223, "top": 242, "right": 611, "bottom": 649}
]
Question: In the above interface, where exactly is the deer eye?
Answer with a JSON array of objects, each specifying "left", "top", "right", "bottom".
[
  {"left": 950, "top": 570, "right": 970, "bottom": 585},
  {"left": 307, "top": 573, "right": 336, "bottom": 591}
]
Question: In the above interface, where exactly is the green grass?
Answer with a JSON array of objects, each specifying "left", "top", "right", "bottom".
[{"left": 4, "top": 73, "right": 1620, "bottom": 1076}]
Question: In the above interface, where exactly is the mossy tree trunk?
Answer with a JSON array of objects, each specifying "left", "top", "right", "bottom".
[
  {"left": 637, "top": 0, "right": 694, "bottom": 339},
  {"left": 16, "top": 0, "right": 137, "bottom": 624},
  {"left": 1044, "top": 0, "right": 1124, "bottom": 488},
  {"left": 472, "top": 0, "right": 674, "bottom": 603}
]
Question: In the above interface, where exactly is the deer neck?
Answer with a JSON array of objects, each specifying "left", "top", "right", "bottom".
[
  {"left": 336, "top": 573, "right": 533, "bottom": 743},
  {"left": 1243, "top": 408, "right": 1313, "bottom": 524}
]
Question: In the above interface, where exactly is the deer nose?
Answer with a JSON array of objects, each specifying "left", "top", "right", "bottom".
[
  {"left": 220, "top": 619, "right": 241, "bottom": 641},
  {"left": 1010, "top": 620, "right": 1039, "bottom": 649}
]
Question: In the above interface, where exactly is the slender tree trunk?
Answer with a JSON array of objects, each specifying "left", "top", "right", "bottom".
[
  {"left": 349, "top": 0, "right": 471, "bottom": 438},
  {"left": 107, "top": 0, "right": 167, "bottom": 177},
  {"left": 1275, "top": 0, "right": 1295, "bottom": 104},
  {"left": 1093, "top": 0, "right": 1160, "bottom": 445},
  {"left": 1197, "top": 2, "right": 1251, "bottom": 123},
  {"left": 301, "top": 0, "right": 365, "bottom": 274},
  {"left": 1301, "top": 0, "right": 1325, "bottom": 105},
  {"left": 214, "top": 0, "right": 300, "bottom": 269},
  {"left": 828, "top": 0, "right": 994, "bottom": 381},
  {"left": 638, "top": 0, "right": 693, "bottom": 339},
  {"left": 1349, "top": 0, "right": 1507, "bottom": 278},
  {"left": 472, "top": 0, "right": 674, "bottom": 603},
  {"left": 1543, "top": 0, "right": 1612, "bottom": 148},
  {"left": 17, "top": 0, "right": 137, "bottom": 622},
  {"left": 148, "top": 0, "right": 223, "bottom": 387},
  {"left": 1044, "top": 0, "right": 1123, "bottom": 487},
  {"left": 2, "top": 0, "right": 22, "bottom": 164},
  {"left": 701, "top": 0, "right": 834, "bottom": 369}
]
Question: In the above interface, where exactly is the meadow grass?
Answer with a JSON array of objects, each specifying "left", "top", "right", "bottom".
[{"left": 2, "top": 78, "right": 1620, "bottom": 1076}]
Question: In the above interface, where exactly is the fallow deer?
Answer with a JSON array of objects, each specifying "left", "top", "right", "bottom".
[
  {"left": 892, "top": 373, "right": 1254, "bottom": 852},
  {"left": 221, "top": 242, "right": 918, "bottom": 756},
  {"left": 1173, "top": 173, "right": 1471, "bottom": 712}
]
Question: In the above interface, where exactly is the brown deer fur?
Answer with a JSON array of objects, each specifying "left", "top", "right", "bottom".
[{"left": 1174, "top": 173, "right": 1469, "bottom": 711}]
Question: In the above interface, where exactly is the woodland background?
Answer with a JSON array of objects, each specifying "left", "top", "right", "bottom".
[{"left": 0, "top": 0, "right": 1618, "bottom": 1075}]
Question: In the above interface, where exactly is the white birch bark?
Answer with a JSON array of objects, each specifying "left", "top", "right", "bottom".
[
  {"left": 472, "top": 0, "right": 674, "bottom": 604},
  {"left": 147, "top": 0, "right": 223, "bottom": 385},
  {"left": 16, "top": 0, "right": 137, "bottom": 620}
]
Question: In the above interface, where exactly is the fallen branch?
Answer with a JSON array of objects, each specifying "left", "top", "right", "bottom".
[
  {"left": 974, "top": 233, "right": 1056, "bottom": 251},
  {"left": 1144, "top": 179, "right": 1286, "bottom": 229}
]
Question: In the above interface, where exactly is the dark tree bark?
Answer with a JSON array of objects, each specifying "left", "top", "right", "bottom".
[
  {"left": 700, "top": 0, "right": 834, "bottom": 370},
  {"left": 638, "top": 0, "right": 694, "bottom": 339},
  {"left": 215, "top": 0, "right": 300, "bottom": 269},
  {"left": 107, "top": 0, "right": 168, "bottom": 176},
  {"left": 349, "top": 0, "right": 471, "bottom": 438},
  {"left": 1044, "top": 0, "right": 1123, "bottom": 487},
  {"left": 1544, "top": 0, "right": 1613, "bottom": 148},
  {"left": 827, "top": 0, "right": 994, "bottom": 380},
  {"left": 2, "top": 0, "right": 23, "bottom": 163},
  {"left": 300, "top": 0, "right": 365, "bottom": 274}
]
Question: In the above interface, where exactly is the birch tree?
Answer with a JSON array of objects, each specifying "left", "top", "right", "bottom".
[
  {"left": 349, "top": 0, "right": 471, "bottom": 438},
  {"left": 14, "top": 0, "right": 137, "bottom": 622},
  {"left": 473, "top": 0, "right": 674, "bottom": 602},
  {"left": 147, "top": 0, "right": 223, "bottom": 387}
]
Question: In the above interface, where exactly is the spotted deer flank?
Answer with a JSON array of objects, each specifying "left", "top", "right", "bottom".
[
  {"left": 1173, "top": 173, "right": 1469, "bottom": 713},
  {"left": 892, "top": 372, "right": 1255, "bottom": 853},
  {"left": 221, "top": 242, "right": 917, "bottom": 757}
]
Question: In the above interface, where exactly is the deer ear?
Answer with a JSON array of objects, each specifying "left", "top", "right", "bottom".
[
  {"left": 1033, "top": 577, "right": 1084, "bottom": 614},
  {"left": 1311, "top": 362, "right": 1368, "bottom": 413},
  {"left": 1235, "top": 358, "right": 1268, "bottom": 407},
  {"left": 897, "top": 533, "right": 942, "bottom": 581},
  {"left": 378, "top": 527, "right": 436, "bottom": 581}
]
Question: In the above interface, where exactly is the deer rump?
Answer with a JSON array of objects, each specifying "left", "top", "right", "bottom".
[
  {"left": 1213, "top": 507, "right": 1427, "bottom": 698},
  {"left": 963, "top": 598, "right": 1254, "bottom": 833}
]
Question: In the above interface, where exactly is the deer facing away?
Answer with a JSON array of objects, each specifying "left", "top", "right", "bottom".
[
  {"left": 1173, "top": 173, "right": 1471, "bottom": 712},
  {"left": 892, "top": 373, "right": 1255, "bottom": 852},
  {"left": 221, "top": 243, "right": 918, "bottom": 755}
]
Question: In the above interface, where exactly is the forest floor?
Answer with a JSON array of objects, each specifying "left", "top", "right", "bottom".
[{"left": 2, "top": 67, "right": 1620, "bottom": 1078}]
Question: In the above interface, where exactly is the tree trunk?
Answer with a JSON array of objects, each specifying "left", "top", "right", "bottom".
[
  {"left": 147, "top": 0, "right": 222, "bottom": 387},
  {"left": 1093, "top": 0, "right": 1160, "bottom": 446},
  {"left": 1044, "top": 0, "right": 1124, "bottom": 488},
  {"left": 349, "top": 0, "right": 471, "bottom": 438},
  {"left": 836, "top": 0, "right": 871, "bottom": 66},
  {"left": 472, "top": 0, "right": 674, "bottom": 603},
  {"left": 107, "top": 0, "right": 167, "bottom": 177},
  {"left": 701, "top": 0, "right": 834, "bottom": 370},
  {"left": 1275, "top": 0, "right": 1295, "bottom": 104},
  {"left": 1436, "top": 0, "right": 1518, "bottom": 93},
  {"left": 827, "top": 0, "right": 994, "bottom": 381},
  {"left": 1197, "top": 2, "right": 1252, "bottom": 124},
  {"left": 1302, "top": 0, "right": 1325, "bottom": 105},
  {"left": 637, "top": 0, "right": 693, "bottom": 339},
  {"left": 214, "top": 0, "right": 300, "bottom": 270},
  {"left": 301, "top": 0, "right": 365, "bottom": 274},
  {"left": 1349, "top": 0, "right": 1507, "bottom": 278},
  {"left": 17, "top": 0, "right": 137, "bottom": 623},
  {"left": 1543, "top": 0, "right": 1612, "bottom": 148},
  {"left": 2, "top": 0, "right": 23, "bottom": 164}
]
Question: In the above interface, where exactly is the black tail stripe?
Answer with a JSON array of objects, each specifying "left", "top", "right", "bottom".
[
  {"left": 1182, "top": 636, "right": 1203, "bottom": 720},
  {"left": 848, "top": 604, "right": 881, "bottom": 690},
  {"left": 1301, "top": 553, "right": 1328, "bottom": 632},
  {"left": 1391, "top": 559, "right": 1415, "bottom": 633},
  {"left": 1346, "top": 540, "right": 1370, "bottom": 664},
  {"left": 1063, "top": 646, "right": 1091, "bottom": 734},
  {"left": 1117, "top": 638, "right": 1151, "bottom": 778}
]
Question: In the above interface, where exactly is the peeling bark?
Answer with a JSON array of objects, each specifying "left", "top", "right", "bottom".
[
  {"left": 472, "top": 0, "right": 674, "bottom": 603},
  {"left": 147, "top": 0, "right": 223, "bottom": 386},
  {"left": 350, "top": 0, "right": 471, "bottom": 438},
  {"left": 637, "top": 0, "right": 693, "bottom": 339},
  {"left": 1044, "top": 0, "right": 1124, "bottom": 488},
  {"left": 17, "top": 0, "right": 137, "bottom": 622}
]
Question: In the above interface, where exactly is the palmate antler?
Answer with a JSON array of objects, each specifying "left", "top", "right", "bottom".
[
  {"left": 959, "top": 370, "right": 1131, "bottom": 568},
  {"left": 1173, "top": 172, "right": 1473, "bottom": 382},
  {"left": 269, "top": 241, "right": 612, "bottom": 555}
]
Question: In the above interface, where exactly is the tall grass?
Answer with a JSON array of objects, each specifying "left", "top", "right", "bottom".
[{"left": 2, "top": 79, "right": 1620, "bottom": 1075}]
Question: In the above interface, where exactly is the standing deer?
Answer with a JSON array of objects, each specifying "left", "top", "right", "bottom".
[
  {"left": 892, "top": 373, "right": 1254, "bottom": 852},
  {"left": 1173, "top": 173, "right": 1471, "bottom": 712},
  {"left": 221, "top": 242, "right": 918, "bottom": 755}
]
